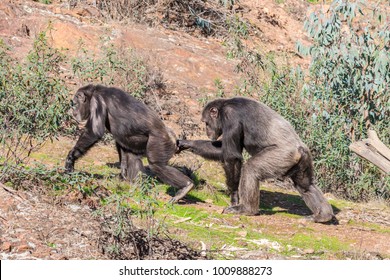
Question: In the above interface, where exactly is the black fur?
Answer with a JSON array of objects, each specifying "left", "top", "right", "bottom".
[{"left": 65, "top": 84, "right": 194, "bottom": 203}]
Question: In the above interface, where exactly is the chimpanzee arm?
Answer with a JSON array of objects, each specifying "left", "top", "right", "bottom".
[
  {"left": 65, "top": 131, "right": 99, "bottom": 172},
  {"left": 65, "top": 97, "right": 107, "bottom": 172},
  {"left": 177, "top": 140, "right": 223, "bottom": 161},
  {"left": 221, "top": 118, "right": 243, "bottom": 204}
]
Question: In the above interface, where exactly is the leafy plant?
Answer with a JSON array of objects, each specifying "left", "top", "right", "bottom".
[
  {"left": 297, "top": 0, "right": 389, "bottom": 136},
  {"left": 296, "top": 0, "right": 389, "bottom": 200},
  {"left": 98, "top": 174, "right": 170, "bottom": 259},
  {"left": 0, "top": 32, "right": 70, "bottom": 174},
  {"left": 223, "top": 0, "right": 389, "bottom": 201}
]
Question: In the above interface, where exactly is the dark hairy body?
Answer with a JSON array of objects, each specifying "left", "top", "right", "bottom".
[
  {"left": 65, "top": 84, "right": 193, "bottom": 202},
  {"left": 178, "top": 97, "right": 334, "bottom": 223}
]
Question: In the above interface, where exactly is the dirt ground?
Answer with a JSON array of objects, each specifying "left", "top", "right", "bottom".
[
  {"left": 1, "top": 166, "right": 390, "bottom": 260},
  {"left": 0, "top": 137, "right": 389, "bottom": 260},
  {"left": 0, "top": 0, "right": 389, "bottom": 260}
]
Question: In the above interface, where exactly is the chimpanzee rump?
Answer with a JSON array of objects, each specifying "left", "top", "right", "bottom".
[
  {"left": 177, "top": 97, "right": 334, "bottom": 223},
  {"left": 65, "top": 84, "right": 194, "bottom": 203}
]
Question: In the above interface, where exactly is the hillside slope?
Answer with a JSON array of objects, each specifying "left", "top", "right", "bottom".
[{"left": 0, "top": 0, "right": 389, "bottom": 260}]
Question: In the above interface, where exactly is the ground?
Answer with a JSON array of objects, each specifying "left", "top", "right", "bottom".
[
  {"left": 0, "top": 0, "right": 389, "bottom": 260},
  {"left": 1, "top": 138, "right": 389, "bottom": 260}
]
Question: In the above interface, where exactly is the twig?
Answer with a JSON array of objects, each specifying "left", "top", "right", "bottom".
[{"left": 0, "top": 182, "right": 25, "bottom": 201}]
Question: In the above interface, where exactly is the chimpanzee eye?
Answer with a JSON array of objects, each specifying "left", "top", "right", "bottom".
[{"left": 70, "top": 100, "right": 77, "bottom": 108}]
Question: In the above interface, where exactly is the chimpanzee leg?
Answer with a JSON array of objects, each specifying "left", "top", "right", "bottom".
[
  {"left": 223, "top": 160, "right": 241, "bottom": 206},
  {"left": 116, "top": 142, "right": 122, "bottom": 165},
  {"left": 120, "top": 149, "right": 145, "bottom": 182},
  {"left": 222, "top": 158, "right": 260, "bottom": 215},
  {"left": 223, "top": 147, "right": 301, "bottom": 216},
  {"left": 147, "top": 135, "right": 194, "bottom": 203},
  {"left": 290, "top": 148, "right": 334, "bottom": 223}
]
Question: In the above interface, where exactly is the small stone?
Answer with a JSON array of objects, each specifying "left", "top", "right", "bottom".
[
  {"left": 303, "top": 248, "right": 315, "bottom": 254},
  {"left": 28, "top": 242, "right": 36, "bottom": 249},
  {"left": 1, "top": 242, "right": 12, "bottom": 252}
]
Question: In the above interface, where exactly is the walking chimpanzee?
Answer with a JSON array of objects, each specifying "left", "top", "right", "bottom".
[
  {"left": 177, "top": 97, "right": 334, "bottom": 223},
  {"left": 65, "top": 84, "right": 194, "bottom": 203}
]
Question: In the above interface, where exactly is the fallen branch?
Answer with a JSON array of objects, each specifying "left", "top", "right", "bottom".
[
  {"left": 0, "top": 183, "right": 26, "bottom": 202},
  {"left": 349, "top": 130, "right": 390, "bottom": 174},
  {"left": 366, "top": 130, "right": 390, "bottom": 161},
  {"left": 173, "top": 217, "right": 192, "bottom": 224}
]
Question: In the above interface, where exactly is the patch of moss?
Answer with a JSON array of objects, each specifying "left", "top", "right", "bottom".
[{"left": 289, "top": 233, "right": 349, "bottom": 252}]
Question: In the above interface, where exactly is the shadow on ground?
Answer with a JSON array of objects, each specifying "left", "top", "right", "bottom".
[
  {"left": 259, "top": 189, "right": 340, "bottom": 222},
  {"left": 104, "top": 163, "right": 341, "bottom": 221}
]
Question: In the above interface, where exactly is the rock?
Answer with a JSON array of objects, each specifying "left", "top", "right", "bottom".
[
  {"left": 303, "top": 248, "right": 315, "bottom": 254},
  {"left": 1, "top": 242, "right": 12, "bottom": 252}
]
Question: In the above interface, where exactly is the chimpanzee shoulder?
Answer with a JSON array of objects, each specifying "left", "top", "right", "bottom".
[{"left": 226, "top": 97, "right": 281, "bottom": 123}]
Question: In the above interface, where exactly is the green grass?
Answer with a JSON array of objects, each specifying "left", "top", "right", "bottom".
[
  {"left": 289, "top": 233, "right": 348, "bottom": 252},
  {"left": 8, "top": 138, "right": 390, "bottom": 259}
]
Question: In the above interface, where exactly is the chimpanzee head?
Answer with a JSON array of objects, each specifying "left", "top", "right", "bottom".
[
  {"left": 201, "top": 99, "right": 224, "bottom": 141},
  {"left": 70, "top": 85, "right": 94, "bottom": 122}
]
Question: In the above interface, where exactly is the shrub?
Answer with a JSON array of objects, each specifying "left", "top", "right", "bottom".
[
  {"left": 297, "top": 0, "right": 389, "bottom": 200},
  {"left": 0, "top": 32, "right": 70, "bottom": 173},
  {"left": 228, "top": 0, "right": 389, "bottom": 201},
  {"left": 297, "top": 0, "right": 389, "bottom": 136},
  {"left": 74, "top": 0, "right": 243, "bottom": 37}
]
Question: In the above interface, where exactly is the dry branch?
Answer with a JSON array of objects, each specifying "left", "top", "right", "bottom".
[{"left": 349, "top": 130, "right": 390, "bottom": 174}]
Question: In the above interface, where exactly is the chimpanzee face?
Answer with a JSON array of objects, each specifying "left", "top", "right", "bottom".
[
  {"left": 70, "top": 91, "right": 90, "bottom": 122},
  {"left": 202, "top": 107, "right": 222, "bottom": 141}
]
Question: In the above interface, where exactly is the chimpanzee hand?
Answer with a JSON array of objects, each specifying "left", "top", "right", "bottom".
[
  {"left": 65, "top": 160, "right": 74, "bottom": 173},
  {"left": 176, "top": 139, "right": 193, "bottom": 154},
  {"left": 65, "top": 153, "right": 75, "bottom": 173}
]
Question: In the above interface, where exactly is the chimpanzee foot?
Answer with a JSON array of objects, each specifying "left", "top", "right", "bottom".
[
  {"left": 313, "top": 213, "right": 334, "bottom": 223},
  {"left": 169, "top": 183, "right": 194, "bottom": 204},
  {"left": 222, "top": 204, "right": 259, "bottom": 216}
]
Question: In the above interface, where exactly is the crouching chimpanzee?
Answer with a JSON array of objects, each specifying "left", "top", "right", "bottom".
[
  {"left": 65, "top": 84, "right": 194, "bottom": 203},
  {"left": 177, "top": 97, "right": 334, "bottom": 223}
]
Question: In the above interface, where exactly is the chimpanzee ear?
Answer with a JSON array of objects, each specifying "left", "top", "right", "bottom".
[
  {"left": 78, "top": 92, "right": 87, "bottom": 103},
  {"left": 209, "top": 107, "right": 218, "bottom": 119}
]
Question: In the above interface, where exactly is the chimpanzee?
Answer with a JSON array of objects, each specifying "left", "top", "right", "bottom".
[
  {"left": 65, "top": 84, "right": 194, "bottom": 203},
  {"left": 177, "top": 97, "right": 334, "bottom": 223}
]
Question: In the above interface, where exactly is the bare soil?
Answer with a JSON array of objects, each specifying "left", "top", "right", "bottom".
[{"left": 1, "top": 169, "right": 390, "bottom": 260}]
